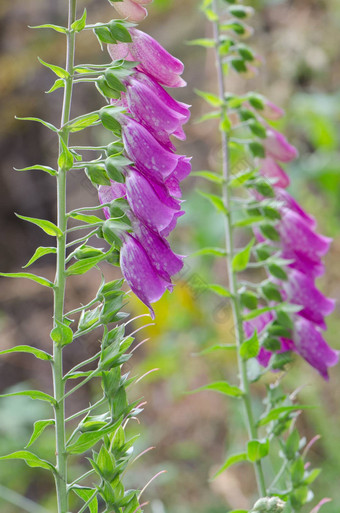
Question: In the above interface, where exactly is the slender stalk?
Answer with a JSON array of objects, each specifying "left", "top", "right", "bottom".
[
  {"left": 211, "top": 0, "right": 266, "bottom": 497},
  {"left": 52, "top": 1, "right": 77, "bottom": 512}
]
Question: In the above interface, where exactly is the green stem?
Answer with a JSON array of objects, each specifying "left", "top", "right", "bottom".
[
  {"left": 211, "top": 0, "right": 266, "bottom": 498},
  {"left": 52, "top": 1, "right": 77, "bottom": 512}
]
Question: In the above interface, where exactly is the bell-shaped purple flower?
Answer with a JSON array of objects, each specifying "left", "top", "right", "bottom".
[
  {"left": 264, "top": 128, "right": 298, "bottom": 162},
  {"left": 108, "top": 28, "right": 186, "bottom": 88},
  {"left": 125, "top": 169, "right": 181, "bottom": 234},
  {"left": 294, "top": 317, "right": 339, "bottom": 380},
  {"left": 123, "top": 74, "right": 190, "bottom": 148},
  {"left": 259, "top": 157, "right": 290, "bottom": 188},
  {"left": 98, "top": 182, "right": 127, "bottom": 219},
  {"left": 283, "top": 269, "right": 335, "bottom": 330},
  {"left": 120, "top": 234, "right": 172, "bottom": 318}
]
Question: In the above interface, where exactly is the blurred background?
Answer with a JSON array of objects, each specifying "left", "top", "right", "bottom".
[{"left": 0, "top": 0, "right": 340, "bottom": 512}]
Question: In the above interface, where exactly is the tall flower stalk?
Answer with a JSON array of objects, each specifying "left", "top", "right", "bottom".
[
  {"left": 194, "top": 0, "right": 337, "bottom": 511},
  {"left": 0, "top": 1, "right": 189, "bottom": 512}
]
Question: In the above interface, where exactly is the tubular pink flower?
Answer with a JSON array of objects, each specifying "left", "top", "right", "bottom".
[
  {"left": 120, "top": 234, "right": 171, "bottom": 318},
  {"left": 112, "top": 0, "right": 152, "bottom": 23},
  {"left": 98, "top": 182, "right": 127, "bottom": 219},
  {"left": 264, "top": 128, "right": 298, "bottom": 162},
  {"left": 108, "top": 28, "right": 186, "bottom": 87},
  {"left": 259, "top": 157, "right": 290, "bottom": 188},
  {"left": 261, "top": 100, "right": 284, "bottom": 120}
]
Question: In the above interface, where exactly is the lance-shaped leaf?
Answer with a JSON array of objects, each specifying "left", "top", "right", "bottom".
[
  {"left": 16, "top": 213, "right": 62, "bottom": 237},
  {"left": 71, "top": 9, "right": 87, "bottom": 32},
  {"left": 0, "top": 451, "right": 55, "bottom": 472},
  {"left": 187, "top": 38, "right": 215, "bottom": 47},
  {"left": 66, "top": 254, "right": 106, "bottom": 276},
  {"left": 190, "top": 381, "right": 243, "bottom": 397},
  {"left": 23, "top": 246, "right": 56, "bottom": 268},
  {"left": 73, "top": 487, "right": 98, "bottom": 513},
  {"left": 0, "top": 390, "right": 56, "bottom": 406},
  {"left": 211, "top": 452, "right": 247, "bottom": 479},
  {"left": 26, "top": 420, "right": 55, "bottom": 448},
  {"left": 191, "top": 247, "right": 227, "bottom": 258},
  {"left": 240, "top": 331, "right": 260, "bottom": 360},
  {"left": 258, "top": 405, "right": 315, "bottom": 427},
  {"left": 15, "top": 116, "right": 58, "bottom": 132},
  {"left": 29, "top": 23, "right": 67, "bottom": 33},
  {"left": 0, "top": 345, "right": 52, "bottom": 361},
  {"left": 206, "top": 283, "right": 232, "bottom": 297},
  {"left": 67, "top": 419, "right": 121, "bottom": 454},
  {"left": 58, "top": 139, "right": 74, "bottom": 170},
  {"left": 198, "top": 190, "right": 228, "bottom": 214},
  {"left": 46, "top": 78, "right": 65, "bottom": 94},
  {"left": 197, "top": 344, "right": 236, "bottom": 356},
  {"left": 38, "top": 57, "right": 69, "bottom": 78},
  {"left": 68, "top": 113, "right": 100, "bottom": 133},
  {"left": 192, "top": 170, "right": 225, "bottom": 184},
  {"left": 0, "top": 272, "right": 53, "bottom": 288},
  {"left": 195, "top": 89, "right": 223, "bottom": 107},
  {"left": 232, "top": 238, "right": 255, "bottom": 272},
  {"left": 14, "top": 164, "right": 57, "bottom": 176}
]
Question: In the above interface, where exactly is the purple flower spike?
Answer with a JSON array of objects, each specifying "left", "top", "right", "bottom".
[
  {"left": 264, "top": 128, "right": 298, "bottom": 162},
  {"left": 294, "top": 317, "right": 339, "bottom": 380},
  {"left": 259, "top": 157, "right": 290, "bottom": 188},
  {"left": 125, "top": 169, "right": 181, "bottom": 233},
  {"left": 283, "top": 269, "right": 335, "bottom": 329},
  {"left": 120, "top": 234, "right": 171, "bottom": 319}
]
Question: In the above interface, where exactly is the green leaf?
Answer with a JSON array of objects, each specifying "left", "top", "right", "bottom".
[
  {"left": 249, "top": 141, "right": 265, "bottom": 158},
  {"left": 67, "top": 420, "right": 121, "bottom": 454},
  {"left": 285, "top": 429, "right": 300, "bottom": 460},
  {"left": 26, "top": 420, "right": 55, "bottom": 448},
  {"left": 247, "top": 439, "right": 269, "bottom": 462},
  {"left": 77, "top": 306, "right": 102, "bottom": 332},
  {"left": 240, "top": 290, "right": 258, "bottom": 310},
  {"left": 192, "top": 170, "right": 225, "bottom": 184},
  {"left": 109, "top": 21, "right": 132, "bottom": 43},
  {"left": 38, "top": 57, "right": 69, "bottom": 79},
  {"left": 69, "top": 113, "right": 100, "bottom": 132},
  {"left": 191, "top": 247, "right": 227, "bottom": 257},
  {"left": 58, "top": 139, "right": 74, "bottom": 170},
  {"left": 99, "top": 106, "right": 124, "bottom": 131},
  {"left": 232, "top": 238, "right": 254, "bottom": 272},
  {"left": 243, "top": 306, "right": 275, "bottom": 321},
  {"left": 0, "top": 345, "right": 52, "bottom": 361},
  {"left": 23, "top": 246, "right": 56, "bottom": 268},
  {"left": 229, "top": 5, "right": 254, "bottom": 19},
  {"left": 50, "top": 320, "right": 73, "bottom": 346},
  {"left": 66, "top": 254, "right": 105, "bottom": 276},
  {"left": 206, "top": 283, "right": 232, "bottom": 297},
  {"left": 233, "top": 215, "right": 266, "bottom": 228},
  {"left": 268, "top": 263, "right": 288, "bottom": 281},
  {"left": 71, "top": 9, "right": 87, "bottom": 32},
  {"left": 195, "top": 111, "right": 221, "bottom": 123},
  {"left": 187, "top": 38, "right": 215, "bottom": 47},
  {"left": 85, "top": 163, "right": 110, "bottom": 186},
  {"left": 259, "top": 223, "right": 280, "bottom": 241},
  {"left": 94, "top": 26, "right": 117, "bottom": 44},
  {"left": 195, "top": 89, "right": 223, "bottom": 107},
  {"left": 0, "top": 451, "right": 55, "bottom": 472},
  {"left": 16, "top": 213, "right": 62, "bottom": 237},
  {"left": 211, "top": 452, "right": 247, "bottom": 479},
  {"left": 70, "top": 213, "right": 103, "bottom": 225},
  {"left": 240, "top": 331, "right": 259, "bottom": 360},
  {"left": 191, "top": 381, "right": 243, "bottom": 397},
  {"left": 73, "top": 487, "right": 98, "bottom": 513},
  {"left": 0, "top": 272, "right": 53, "bottom": 288},
  {"left": 258, "top": 405, "right": 315, "bottom": 427},
  {"left": 46, "top": 78, "right": 65, "bottom": 94},
  {"left": 104, "top": 69, "right": 126, "bottom": 93},
  {"left": 15, "top": 116, "right": 57, "bottom": 132},
  {"left": 14, "top": 164, "right": 57, "bottom": 176},
  {"left": 29, "top": 23, "right": 67, "bottom": 33},
  {"left": 229, "top": 168, "right": 256, "bottom": 188},
  {"left": 261, "top": 282, "right": 282, "bottom": 302},
  {"left": 198, "top": 344, "right": 236, "bottom": 355},
  {"left": 0, "top": 390, "right": 56, "bottom": 405},
  {"left": 197, "top": 190, "right": 227, "bottom": 214}
]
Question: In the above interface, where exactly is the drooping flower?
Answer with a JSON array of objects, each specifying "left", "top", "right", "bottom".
[
  {"left": 100, "top": 27, "right": 190, "bottom": 316},
  {"left": 111, "top": 0, "right": 153, "bottom": 22},
  {"left": 263, "top": 128, "right": 298, "bottom": 162}
]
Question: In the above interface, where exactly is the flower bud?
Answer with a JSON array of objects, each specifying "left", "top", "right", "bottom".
[
  {"left": 251, "top": 497, "right": 286, "bottom": 513},
  {"left": 111, "top": 0, "right": 153, "bottom": 22}
]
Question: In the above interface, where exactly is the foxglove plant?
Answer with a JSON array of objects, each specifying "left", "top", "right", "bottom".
[
  {"left": 0, "top": 0, "right": 189, "bottom": 512},
  {"left": 193, "top": 0, "right": 337, "bottom": 511}
]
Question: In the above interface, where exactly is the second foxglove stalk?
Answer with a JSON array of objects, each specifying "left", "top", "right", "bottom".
[{"left": 100, "top": 29, "right": 190, "bottom": 317}]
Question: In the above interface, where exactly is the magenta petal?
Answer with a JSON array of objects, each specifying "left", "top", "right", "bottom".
[
  {"left": 264, "top": 129, "right": 298, "bottom": 162},
  {"left": 129, "top": 28, "right": 186, "bottom": 87},
  {"left": 126, "top": 170, "right": 180, "bottom": 233},
  {"left": 120, "top": 116, "right": 182, "bottom": 182},
  {"left": 124, "top": 76, "right": 188, "bottom": 146},
  {"left": 108, "top": 42, "right": 135, "bottom": 62},
  {"left": 281, "top": 247, "right": 325, "bottom": 279},
  {"left": 277, "top": 189, "right": 316, "bottom": 227},
  {"left": 243, "top": 311, "right": 274, "bottom": 338},
  {"left": 98, "top": 182, "right": 127, "bottom": 219},
  {"left": 259, "top": 157, "right": 290, "bottom": 188},
  {"left": 171, "top": 156, "right": 192, "bottom": 182},
  {"left": 294, "top": 317, "right": 339, "bottom": 379},
  {"left": 284, "top": 269, "right": 335, "bottom": 329},
  {"left": 261, "top": 100, "right": 285, "bottom": 120},
  {"left": 279, "top": 208, "right": 332, "bottom": 260},
  {"left": 132, "top": 220, "right": 184, "bottom": 281},
  {"left": 160, "top": 210, "right": 185, "bottom": 237},
  {"left": 120, "top": 234, "right": 171, "bottom": 318}
]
